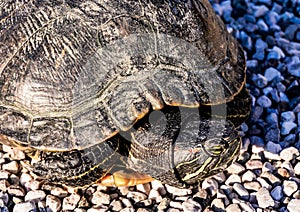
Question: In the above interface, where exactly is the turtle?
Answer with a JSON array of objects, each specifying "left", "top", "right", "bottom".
[{"left": 0, "top": 0, "right": 251, "bottom": 188}]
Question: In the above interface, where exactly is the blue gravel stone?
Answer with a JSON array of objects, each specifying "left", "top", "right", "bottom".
[
  {"left": 269, "top": 46, "right": 285, "bottom": 59},
  {"left": 245, "top": 23, "right": 259, "bottom": 33},
  {"left": 283, "top": 134, "right": 296, "bottom": 144},
  {"left": 257, "top": 96, "right": 272, "bottom": 108},
  {"left": 279, "top": 12, "right": 294, "bottom": 25},
  {"left": 294, "top": 103, "right": 300, "bottom": 113},
  {"left": 212, "top": 4, "right": 223, "bottom": 16},
  {"left": 291, "top": 16, "right": 300, "bottom": 24},
  {"left": 252, "top": 106, "right": 264, "bottom": 121},
  {"left": 254, "top": 5, "right": 269, "bottom": 17},
  {"left": 240, "top": 31, "right": 253, "bottom": 51},
  {"left": 246, "top": 60, "right": 259, "bottom": 69},
  {"left": 298, "top": 112, "right": 300, "bottom": 126},
  {"left": 271, "top": 3, "right": 282, "bottom": 13},
  {"left": 270, "top": 89, "right": 280, "bottom": 103},
  {"left": 287, "top": 63, "right": 300, "bottom": 77},
  {"left": 281, "top": 111, "right": 296, "bottom": 122},
  {"left": 281, "top": 122, "right": 297, "bottom": 135},
  {"left": 266, "top": 128, "right": 280, "bottom": 142},
  {"left": 220, "top": 1, "right": 233, "bottom": 22},
  {"left": 240, "top": 123, "right": 249, "bottom": 132},
  {"left": 287, "top": 80, "right": 299, "bottom": 91},
  {"left": 270, "top": 24, "right": 282, "bottom": 32},
  {"left": 276, "top": 82, "right": 286, "bottom": 92},
  {"left": 257, "top": 0, "right": 272, "bottom": 6},
  {"left": 263, "top": 87, "right": 273, "bottom": 95},
  {"left": 266, "top": 35, "right": 276, "bottom": 46},
  {"left": 265, "top": 11, "right": 279, "bottom": 26},
  {"left": 279, "top": 92, "right": 289, "bottom": 102},
  {"left": 255, "top": 38, "right": 268, "bottom": 50},
  {"left": 257, "top": 19, "right": 269, "bottom": 32},
  {"left": 267, "top": 113, "right": 279, "bottom": 126},
  {"left": 253, "top": 74, "right": 268, "bottom": 88},
  {"left": 250, "top": 136, "right": 265, "bottom": 147},
  {"left": 244, "top": 14, "right": 257, "bottom": 23},
  {"left": 285, "top": 24, "right": 299, "bottom": 40},
  {"left": 296, "top": 31, "right": 300, "bottom": 41},
  {"left": 264, "top": 67, "right": 281, "bottom": 82},
  {"left": 253, "top": 51, "right": 265, "bottom": 61}
]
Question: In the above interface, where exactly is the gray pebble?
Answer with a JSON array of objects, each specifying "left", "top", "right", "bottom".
[
  {"left": 294, "top": 162, "right": 300, "bottom": 175},
  {"left": 217, "top": 189, "right": 230, "bottom": 206},
  {"left": 262, "top": 162, "right": 275, "bottom": 173},
  {"left": 280, "top": 147, "right": 299, "bottom": 161},
  {"left": 127, "top": 191, "right": 147, "bottom": 202},
  {"left": 256, "top": 187, "right": 275, "bottom": 208},
  {"left": 2, "top": 161, "right": 19, "bottom": 174},
  {"left": 238, "top": 202, "right": 256, "bottom": 212},
  {"left": 250, "top": 137, "right": 265, "bottom": 153},
  {"left": 233, "top": 183, "right": 249, "bottom": 201},
  {"left": 0, "top": 191, "right": 9, "bottom": 205},
  {"left": 24, "top": 190, "right": 46, "bottom": 202},
  {"left": 166, "top": 209, "right": 181, "bottom": 212},
  {"left": 7, "top": 185, "right": 25, "bottom": 197},
  {"left": 243, "top": 181, "right": 262, "bottom": 191},
  {"left": 157, "top": 197, "right": 169, "bottom": 210},
  {"left": 211, "top": 198, "right": 225, "bottom": 211},
  {"left": 261, "top": 172, "right": 281, "bottom": 184},
  {"left": 92, "top": 190, "right": 111, "bottom": 205},
  {"left": 87, "top": 206, "right": 108, "bottom": 212},
  {"left": 254, "top": 5, "right": 269, "bottom": 17},
  {"left": 148, "top": 189, "right": 162, "bottom": 203},
  {"left": 287, "top": 199, "right": 300, "bottom": 212},
  {"left": 283, "top": 180, "right": 298, "bottom": 196},
  {"left": 50, "top": 187, "right": 69, "bottom": 198},
  {"left": 271, "top": 186, "right": 283, "bottom": 201},
  {"left": 2, "top": 145, "right": 25, "bottom": 161},
  {"left": 110, "top": 199, "right": 123, "bottom": 211},
  {"left": 169, "top": 201, "right": 183, "bottom": 209},
  {"left": 225, "top": 174, "right": 241, "bottom": 186},
  {"left": 182, "top": 198, "right": 202, "bottom": 211},
  {"left": 74, "top": 209, "right": 87, "bottom": 212},
  {"left": 245, "top": 160, "right": 263, "bottom": 170},
  {"left": 62, "top": 193, "right": 81, "bottom": 211},
  {"left": 257, "top": 177, "right": 272, "bottom": 190},
  {"left": 202, "top": 178, "right": 219, "bottom": 196},
  {"left": 13, "top": 201, "right": 36, "bottom": 212},
  {"left": 46, "top": 195, "right": 61, "bottom": 212},
  {"left": 226, "top": 203, "right": 241, "bottom": 212},
  {"left": 193, "top": 188, "right": 208, "bottom": 199},
  {"left": 241, "top": 170, "right": 256, "bottom": 182},
  {"left": 226, "top": 162, "right": 246, "bottom": 174},
  {"left": 165, "top": 185, "right": 192, "bottom": 196}
]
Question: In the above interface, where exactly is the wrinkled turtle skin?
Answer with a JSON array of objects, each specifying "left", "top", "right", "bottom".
[{"left": 0, "top": 0, "right": 250, "bottom": 187}]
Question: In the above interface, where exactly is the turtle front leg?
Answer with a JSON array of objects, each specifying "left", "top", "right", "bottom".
[{"left": 98, "top": 170, "right": 153, "bottom": 187}]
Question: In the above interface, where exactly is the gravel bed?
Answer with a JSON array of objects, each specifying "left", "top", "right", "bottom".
[{"left": 1, "top": 0, "right": 300, "bottom": 211}]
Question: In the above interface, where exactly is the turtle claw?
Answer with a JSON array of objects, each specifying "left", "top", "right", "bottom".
[{"left": 99, "top": 170, "right": 154, "bottom": 187}]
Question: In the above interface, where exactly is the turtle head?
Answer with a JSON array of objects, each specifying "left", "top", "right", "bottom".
[{"left": 172, "top": 119, "right": 241, "bottom": 185}]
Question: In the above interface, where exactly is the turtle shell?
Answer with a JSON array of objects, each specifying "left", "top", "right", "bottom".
[{"left": 0, "top": 0, "right": 246, "bottom": 152}]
